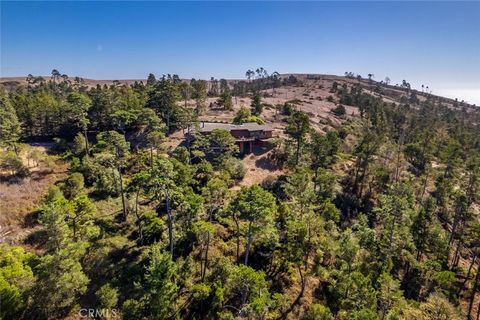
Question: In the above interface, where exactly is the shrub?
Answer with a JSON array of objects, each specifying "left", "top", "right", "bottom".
[
  {"left": 250, "top": 93, "right": 263, "bottom": 115},
  {"left": 233, "top": 106, "right": 251, "bottom": 124},
  {"left": 27, "top": 148, "right": 43, "bottom": 167},
  {"left": 95, "top": 170, "right": 119, "bottom": 197},
  {"left": 0, "top": 244, "right": 35, "bottom": 320},
  {"left": 122, "top": 299, "right": 144, "bottom": 320},
  {"left": 0, "top": 151, "right": 29, "bottom": 179},
  {"left": 172, "top": 146, "right": 190, "bottom": 164},
  {"left": 281, "top": 103, "right": 294, "bottom": 116},
  {"left": 72, "top": 133, "right": 87, "bottom": 156},
  {"left": 217, "top": 92, "right": 233, "bottom": 110},
  {"left": 302, "top": 304, "right": 334, "bottom": 320},
  {"left": 220, "top": 157, "right": 246, "bottom": 181},
  {"left": 235, "top": 106, "right": 268, "bottom": 124},
  {"left": 246, "top": 116, "right": 265, "bottom": 124},
  {"left": 143, "top": 210, "right": 165, "bottom": 244},
  {"left": 62, "top": 172, "right": 85, "bottom": 199},
  {"left": 192, "top": 283, "right": 211, "bottom": 300},
  {"left": 261, "top": 175, "right": 278, "bottom": 190},
  {"left": 96, "top": 284, "right": 119, "bottom": 310},
  {"left": 338, "top": 127, "right": 348, "bottom": 140},
  {"left": 332, "top": 104, "right": 346, "bottom": 116}
]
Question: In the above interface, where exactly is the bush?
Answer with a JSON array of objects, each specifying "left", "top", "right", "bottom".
[
  {"left": 0, "top": 151, "right": 29, "bottom": 179},
  {"left": 192, "top": 283, "right": 211, "bottom": 300},
  {"left": 281, "top": 103, "right": 294, "bottom": 116},
  {"left": 220, "top": 157, "right": 246, "bottom": 181},
  {"left": 62, "top": 172, "right": 85, "bottom": 199},
  {"left": 0, "top": 244, "right": 35, "bottom": 320},
  {"left": 217, "top": 92, "right": 233, "bottom": 110},
  {"left": 77, "top": 157, "right": 118, "bottom": 197},
  {"left": 96, "top": 284, "right": 119, "bottom": 310},
  {"left": 338, "top": 127, "right": 348, "bottom": 140},
  {"left": 122, "top": 299, "right": 144, "bottom": 320},
  {"left": 95, "top": 170, "right": 119, "bottom": 197},
  {"left": 233, "top": 106, "right": 251, "bottom": 124},
  {"left": 27, "top": 148, "right": 43, "bottom": 167},
  {"left": 332, "top": 104, "right": 346, "bottom": 116},
  {"left": 193, "top": 160, "right": 214, "bottom": 186},
  {"left": 321, "top": 201, "right": 340, "bottom": 223},
  {"left": 302, "top": 304, "right": 333, "bottom": 320},
  {"left": 250, "top": 93, "right": 263, "bottom": 115},
  {"left": 72, "top": 133, "right": 87, "bottom": 156},
  {"left": 261, "top": 175, "right": 278, "bottom": 190},
  {"left": 142, "top": 210, "right": 165, "bottom": 244},
  {"left": 171, "top": 146, "right": 190, "bottom": 164},
  {"left": 44, "top": 157, "right": 56, "bottom": 173}
]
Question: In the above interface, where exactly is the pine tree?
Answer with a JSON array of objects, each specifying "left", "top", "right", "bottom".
[
  {"left": 285, "top": 111, "right": 311, "bottom": 165},
  {"left": 0, "top": 91, "right": 22, "bottom": 154}
]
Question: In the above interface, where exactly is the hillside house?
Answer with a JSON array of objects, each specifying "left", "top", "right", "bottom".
[{"left": 192, "top": 122, "right": 274, "bottom": 154}]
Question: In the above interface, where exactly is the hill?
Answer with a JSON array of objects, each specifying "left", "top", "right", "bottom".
[{"left": 0, "top": 72, "right": 479, "bottom": 319}]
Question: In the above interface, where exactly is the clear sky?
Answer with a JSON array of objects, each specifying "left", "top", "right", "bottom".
[{"left": 1, "top": 1, "right": 479, "bottom": 104}]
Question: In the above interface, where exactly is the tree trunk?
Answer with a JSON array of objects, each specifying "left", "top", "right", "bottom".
[
  {"left": 84, "top": 128, "right": 89, "bottom": 156},
  {"left": 381, "top": 305, "right": 388, "bottom": 320},
  {"left": 447, "top": 210, "right": 462, "bottom": 266},
  {"left": 112, "top": 168, "right": 119, "bottom": 194},
  {"left": 420, "top": 169, "right": 430, "bottom": 200},
  {"left": 150, "top": 147, "right": 154, "bottom": 168},
  {"left": 449, "top": 211, "right": 460, "bottom": 248},
  {"left": 468, "top": 265, "right": 479, "bottom": 320},
  {"left": 416, "top": 248, "right": 422, "bottom": 262},
  {"left": 476, "top": 301, "right": 479, "bottom": 320},
  {"left": 118, "top": 167, "right": 127, "bottom": 221},
  {"left": 234, "top": 213, "right": 240, "bottom": 264},
  {"left": 298, "top": 265, "right": 305, "bottom": 298},
  {"left": 72, "top": 218, "right": 77, "bottom": 241},
  {"left": 313, "top": 166, "right": 319, "bottom": 192},
  {"left": 166, "top": 188, "right": 173, "bottom": 256},
  {"left": 295, "top": 138, "right": 301, "bottom": 165},
  {"left": 353, "top": 157, "right": 362, "bottom": 193},
  {"left": 186, "top": 126, "right": 192, "bottom": 164},
  {"left": 199, "top": 248, "right": 204, "bottom": 279},
  {"left": 452, "top": 237, "right": 463, "bottom": 269},
  {"left": 166, "top": 109, "right": 171, "bottom": 136},
  {"left": 135, "top": 190, "right": 143, "bottom": 244},
  {"left": 357, "top": 166, "right": 368, "bottom": 198},
  {"left": 394, "top": 134, "right": 403, "bottom": 183},
  {"left": 459, "top": 251, "right": 478, "bottom": 296},
  {"left": 202, "top": 231, "right": 210, "bottom": 281},
  {"left": 244, "top": 222, "right": 253, "bottom": 265}
]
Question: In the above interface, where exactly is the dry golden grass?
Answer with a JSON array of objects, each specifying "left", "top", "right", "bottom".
[{"left": 0, "top": 146, "right": 68, "bottom": 244}]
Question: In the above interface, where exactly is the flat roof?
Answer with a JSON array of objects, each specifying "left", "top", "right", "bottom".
[{"left": 197, "top": 122, "right": 273, "bottom": 133}]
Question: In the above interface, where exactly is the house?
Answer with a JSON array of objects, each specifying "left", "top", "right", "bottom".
[{"left": 192, "top": 122, "right": 274, "bottom": 154}]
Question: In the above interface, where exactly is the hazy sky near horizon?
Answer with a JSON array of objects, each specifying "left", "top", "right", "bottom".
[{"left": 1, "top": 1, "right": 480, "bottom": 104}]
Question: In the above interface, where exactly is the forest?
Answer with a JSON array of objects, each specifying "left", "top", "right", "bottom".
[{"left": 0, "top": 70, "right": 479, "bottom": 320}]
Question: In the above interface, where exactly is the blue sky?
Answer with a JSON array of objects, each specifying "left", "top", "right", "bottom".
[{"left": 1, "top": 1, "right": 479, "bottom": 104}]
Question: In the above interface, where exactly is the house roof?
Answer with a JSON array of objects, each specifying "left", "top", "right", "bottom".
[{"left": 197, "top": 122, "right": 273, "bottom": 133}]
